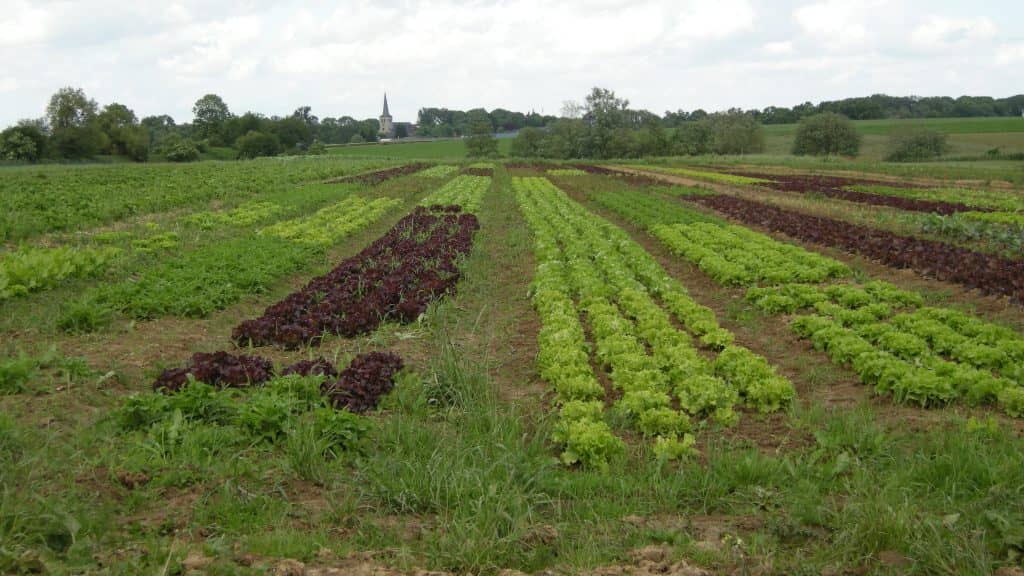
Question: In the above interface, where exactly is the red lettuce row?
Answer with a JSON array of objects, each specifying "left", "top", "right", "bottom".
[
  {"left": 326, "top": 163, "right": 427, "bottom": 186},
  {"left": 572, "top": 164, "right": 663, "bottom": 187},
  {"left": 321, "top": 351, "right": 404, "bottom": 413},
  {"left": 725, "top": 170, "right": 982, "bottom": 215},
  {"left": 687, "top": 194, "right": 1024, "bottom": 303},
  {"left": 233, "top": 206, "right": 479, "bottom": 349},
  {"left": 153, "top": 351, "right": 274, "bottom": 392},
  {"left": 153, "top": 351, "right": 402, "bottom": 413}
]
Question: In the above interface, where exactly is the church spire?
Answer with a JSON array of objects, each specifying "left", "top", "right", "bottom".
[{"left": 382, "top": 93, "right": 390, "bottom": 118}]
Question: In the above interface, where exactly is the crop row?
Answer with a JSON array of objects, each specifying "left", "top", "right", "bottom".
[
  {"left": 652, "top": 222, "right": 850, "bottom": 286},
  {"left": 686, "top": 193, "right": 1024, "bottom": 302},
  {"left": 848, "top": 185, "right": 1024, "bottom": 213},
  {"left": 233, "top": 205, "right": 480, "bottom": 348},
  {"left": 0, "top": 157, "right": 391, "bottom": 242},
  {"left": 546, "top": 168, "right": 587, "bottom": 176},
  {"left": 590, "top": 188, "right": 849, "bottom": 286},
  {"left": 1, "top": 246, "right": 120, "bottom": 301},
  {"left": 259, "top": 196, "right": 400, "bottom": 246},
  {"left": 720, "top": 170, "right": 982, "bottom": 215},
  {"left": 417, "top": 165, "right": 460, "bottom": 178},
  {"left": 326, "top": 163, "right": 427, "bottom": 185},
  {"left": 571, "top": 164, "right": 663, "bottom": 187},
  {"left": 182, "top": 201, "right": 283, "bottom": 229},
  {"left": 153, "top": 350, "right": 404, "bottom": 413},
  {"left": 75, "top": 195, "right": 399, "bottom": 323},
  {"left": 515, "top": 176, "right": 794, "bottom": 467},
  {"left": 627, "top": 166, "right": 768, "bottom": 186},
  {"left": 744, "top": 280, "right": 1024, "bottom": 414},
  {"left": 417, "top": 175, "right": 492, "bottom": 213}
]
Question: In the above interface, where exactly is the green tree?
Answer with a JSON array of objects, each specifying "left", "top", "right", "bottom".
[
  {"left": 394, "top": 123, "right": 408, "bottom": 139},
  {"left": 46, "top": 87, "right": 103, "bottom": 159},
  {"left": 0, "top": 123, "right": 46, "bottom": 162},
  {"left": 509, "top": 127, "right": 545, "bottom": 157},
  {"left": 159, "top": 134, "right": 200, "bottom": 162},
  {"left": 46, "top": 87, "right": 98, "bottom": 129},
  {"left": 349, "top": 133, "right": 365, "bottom": 144},
  {"left": 707, "top": 112, "right": 764, "bottom": 155},
  {"left": 885, "top": 127, "right": 949, "bottom": 162},
  {"left": 268, "top": 116, "right": 312, "bottom": 149},
  {"left": 671, "top": 122, "right": 712, "bottom": 155},
  {"left": 582, "top": 87, "right": 629, "bottom": 158},
  {"left": 236, "top": 131, "right": 281, "bottom": 159},
  {"left": 464, "top": 121, "right": 499, "bottom": 158},
  {"left": 192, "top": 94, "right": 231, "bottom": 144},
  {"left": 97, "top": 103, "right": 148, "bottom": 159},
  {"left": 792, "top": 112, "right": 861, "bottom": 156}
]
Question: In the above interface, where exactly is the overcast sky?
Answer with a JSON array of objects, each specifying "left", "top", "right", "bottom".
[{"left": 1, "top": 0, "right": 1022, "bottom": 126}]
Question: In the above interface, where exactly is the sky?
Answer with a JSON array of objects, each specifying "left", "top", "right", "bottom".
[{"left": 1, "top": 0, "right": 1022, "bottom": 126}]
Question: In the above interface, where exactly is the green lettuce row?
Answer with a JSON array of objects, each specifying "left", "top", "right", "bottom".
[
  {"left": 590, "top": 189, "right": 723, "bottom": 229},
  {"left": 745, "top": 281, "right": 923, "bottom": 315},
  {"left": 418, "top": 175, "right": 491, "bottom": 213},
  {"left": 847, "top": 185, "right": 1024, "bottom": 212},
  {"left": 519, "top": 177, "right": 692, "bottom": 465},
  {"left": 653, "top": 222, "right": 850, "bottom": 286},
  {"left": 417, "top": 165, "right": 460, "bottom": 178},
  {"left": 0, "top": 245, "right": 120, "bottom": 301},
  {"left": 515, "top": 176, "right": 795, "bottom": 466},
  {"left": 182, "top": 201, "right": 284, "bottom": 230},
  {"left": 625, "top": 165, "right": 769, "bottom": 186},
  {"left": 259, "top": 196, "right": 400, "bottom": 247},
  {"left": 791, "top": 315, "right": 1022, "bottom": 415}
]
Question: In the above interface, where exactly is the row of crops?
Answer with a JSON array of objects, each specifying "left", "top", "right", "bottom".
[
  {"left": 515, "top": 176, "right": 794, "bottom": 467},
  {"left": 586, "top": 174, "right": 1024, "bottom": 417}
]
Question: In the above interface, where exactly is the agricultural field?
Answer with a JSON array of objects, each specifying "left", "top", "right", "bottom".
[{"left": 4, "top": 155, "right": 1024, "bottom": 576}]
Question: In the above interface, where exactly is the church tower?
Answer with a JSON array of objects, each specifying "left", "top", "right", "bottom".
[{"left": 379, "top": 93, "right": 394, "bottom": 138}]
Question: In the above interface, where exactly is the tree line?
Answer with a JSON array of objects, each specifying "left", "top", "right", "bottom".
[{"left": 665, "top": 93, "right": 1024, "bottom": 126}]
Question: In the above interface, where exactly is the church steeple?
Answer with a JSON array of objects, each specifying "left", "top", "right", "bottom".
[{"left": 379, "top": 92, "right": 394, "bottom": 137}]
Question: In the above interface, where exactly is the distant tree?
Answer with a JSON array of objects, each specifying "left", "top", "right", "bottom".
[
  {"left": 885, "top": 127, "right": 949, "bottom": 162},
  {"left": 162, "top": 135, "right": 201, "bottom": 162},
  {"left": 791, "top": 112, "right": 861, "bottom": 156},
  {"left": 394, "top": 123, "right": 408, "bottom": 139},
  {"left": 46, "top": 87, "right": 103, "bottom": 158},
  {"left": 582, "top": 87, "right": 630, "bottom": 158},
  {"left": 97, "top": 102, "right": 149, "bottom": 159},
  {"left": 707, "top": 112, "right": 764, "bottom": 155},
  {"left": 235, "top": 131, "right": 281, "bottom": 159},
  {"left": 539, "top": 119, "right": 586, "bottom": 159},
  {"left": 192, "top": 94, "right": 232, "bottom": 144},
  {"left": 307, "top": 141, "right": 326, "bottom": 155},
  {"left": 46, "top": 87, "right": 98, "bottom": 129},
  {"left": 561, "top": 100, "right": 584, "bottom": 119},
  {"left": 464, "top": 121, "right": 499, "bottom": 158},
  {"left": 671, "top": 122, "right": 712, "bottom": 155},
  {"left": 349, "top": 133, "right": 365, "bottom": 144},
  {"left": 0, "top": 123, "right": 46, "bottom": 162},
  {"left": 635, "top": 120, "right": 669, "bottom": 157},
  {"left": 268, "top": 116, "right": 312, "bottom": 149},
  {"left": 509, "top": 127, "right": 545, "bottom": 157}
]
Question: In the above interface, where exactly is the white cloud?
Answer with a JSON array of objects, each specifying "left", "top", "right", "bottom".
[
  {"left": 996, "top": 42, "right": 1024, "bottom": 66},
  {"left": 0, "top": 0, "right": 1021, "bottom": 127},
  {"left": 792, "top": 0, "right": 877, "bottom": 51},
  {"left": 910, "top": 16, "right": 997, "bottom": 51},
  {"left": 762, "top": 41, "right": 794, "bottom": 55},
  {"left": 0, "top": 1, "right": 49, "bottom": 46}
]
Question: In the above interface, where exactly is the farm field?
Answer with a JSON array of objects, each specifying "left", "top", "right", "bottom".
[{"left": 4, "top": 156, "right": 1024, "bottom": 575}]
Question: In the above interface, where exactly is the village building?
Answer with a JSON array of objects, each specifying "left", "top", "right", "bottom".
[{"left": 378, "top": 93, "right": 415, "bottom": 139}]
